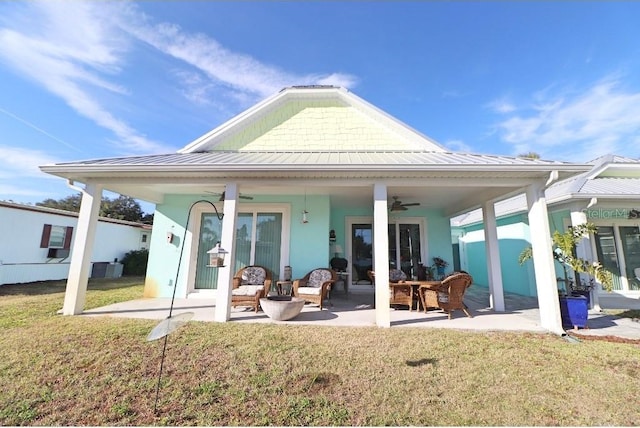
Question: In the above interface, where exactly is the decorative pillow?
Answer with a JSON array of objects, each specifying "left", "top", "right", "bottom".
[
  {"left": 308, "top": 269, "right": 332, "bottom": 288},
  {"left": 241, "top": 267, "right": 266, "bottom": 285},
  {"left": 389, "top": 269, "right": 407, "bottom": 283}
]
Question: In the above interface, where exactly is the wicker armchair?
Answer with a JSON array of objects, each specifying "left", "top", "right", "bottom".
[
  {"left": 231, "top": 265, "right": 272, "bottom": 313},
  {"left": 292, "top": 268, "right": 336, "bottom": 310},
  {"left": 422, "top": 272, "right": 473, "bottom": 319},
  {"left": 367, "top": 269, "right": 414, "bottom": 311}
]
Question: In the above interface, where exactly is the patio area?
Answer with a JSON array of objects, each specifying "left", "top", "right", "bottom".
[{"left": 81, "top": 283, "right": 640, "bottom": 340}]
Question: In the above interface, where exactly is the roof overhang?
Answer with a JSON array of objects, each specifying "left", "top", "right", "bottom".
[{"left": 40, "top": 151, "right": 590, "bottom": 217}]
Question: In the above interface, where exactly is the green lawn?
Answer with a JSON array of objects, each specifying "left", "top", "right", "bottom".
[{"left": 1, "top": 277, "right": 638, "bottom": 426}]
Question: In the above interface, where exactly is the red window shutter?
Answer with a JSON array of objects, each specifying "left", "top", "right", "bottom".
[
  {"left": 63, "top": 227, "right": 74, "bottom": 250},
  {"left": 40, "top": 224, "right": 52, "bottom": 248}
]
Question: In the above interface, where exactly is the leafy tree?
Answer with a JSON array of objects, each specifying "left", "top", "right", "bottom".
[
  {"left": 37, "top": 193, "right": 151, "bottom": 223},
  {"left": 518, "top": 151, "right": 541, "bottom": 159},
  {"left": 101, "top": 195, "right": 144, "bottom": 222},
  {"left": 37, "top": 194, "right": 82, "bottom": 212}
]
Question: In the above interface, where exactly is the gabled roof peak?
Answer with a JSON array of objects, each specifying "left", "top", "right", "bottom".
[{"left": 281, "top": 85, "right": 344, "bottom": 92}]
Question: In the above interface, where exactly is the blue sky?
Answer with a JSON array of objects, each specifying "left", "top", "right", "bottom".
[{"left": 1, "top": 2, "right": 640, "bottom": 213}]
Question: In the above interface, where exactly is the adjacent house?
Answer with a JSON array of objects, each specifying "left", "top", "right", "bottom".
[
  {"left": 0, "top": 201, "right": 151, "bottom": 285},
  {"left": 453, "top": 154, "right": 640, "bottom": 308},
  {"left": 40, "top": 86, "right": 591, "bottom": 332}
]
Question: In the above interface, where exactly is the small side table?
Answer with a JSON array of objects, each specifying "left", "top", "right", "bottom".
[
  {"left": 334, "top": 271, "right": 349, "bottom": 296},
  {"left": 276, "top": 280, "right": 293, "bottom": 296}
]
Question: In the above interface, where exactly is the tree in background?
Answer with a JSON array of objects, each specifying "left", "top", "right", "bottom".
[
  {"left": 518, "top": 151, "right": 541, "bottom": 159},
  {"left": 37, "top": 194, "right": 152, "bottom": 223}
]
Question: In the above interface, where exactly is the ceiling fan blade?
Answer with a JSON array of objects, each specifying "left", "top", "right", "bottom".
[
  {"left": 401, "top": 203, "right": 420, "bottom": 207},
  {"left": 216, "top": 191, "right": 254, "bottom": 201},
  {"left": 390, "top": 205, "right": 408, "bottom": 212}
]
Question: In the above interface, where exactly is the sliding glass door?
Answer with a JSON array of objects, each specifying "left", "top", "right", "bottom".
[
  {"left": 349, "top": 218, "right": 425, "bottom": 282},
  {"left": 194, "top": 209, "right": 284, "bottom": 290}
]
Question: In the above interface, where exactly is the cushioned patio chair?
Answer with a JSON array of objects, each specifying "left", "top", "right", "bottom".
[
  {"left": 231, "top": 265, "right": 272, "bottom": 313},
  {"left": 292, "top": 268, "right": 336, "bottom": 310},
  {"left": 422, "top": 272, "right": 473, "bottom": 319},
  {"left": 367, "top": 269, "right": 414, "bottom": 311}
]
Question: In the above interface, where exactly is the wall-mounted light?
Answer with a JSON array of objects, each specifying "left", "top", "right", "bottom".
[
  {"left": 207, "top": 242, "right": 228, "bottom": 267},
  {"left": 302, "top": 210, "right": 309, "bottom": 224},
  {"left": 329, "top": 229, "right": 336, "bottom": 243}
]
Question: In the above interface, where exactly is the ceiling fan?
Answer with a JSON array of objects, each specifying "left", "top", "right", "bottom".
[
  {"left": 204, "top": 191, "right": 254, "bottom": 202},
  {"left": 390, "top": 196, "right": 420, "bottom": 212}
]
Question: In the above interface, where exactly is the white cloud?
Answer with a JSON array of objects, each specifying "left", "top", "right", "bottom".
[
  {"left": 494, "top": 77, "right": 640, "bottom": 162},
  {"left": 0, "top": 2, "right": 359, "bottom": 155},
  {"left": 0, "top": 146, "right": 59, "bottom": 179},
  {"left": 486, "top": 97, "right": 516, "bottom": 114},
  {"left": 0, "top": 2, "right": 169, "bottom": 154},
  {"left": 119, "top": 9, "right": 358, "bottom": 101},
  {"left": 444, "top": 139, "right": 474, "bottom": 153}
]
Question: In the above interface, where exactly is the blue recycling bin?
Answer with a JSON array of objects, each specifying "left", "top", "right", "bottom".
[{"left": 559, "top": 295, "right": 588, "bottom": 329}]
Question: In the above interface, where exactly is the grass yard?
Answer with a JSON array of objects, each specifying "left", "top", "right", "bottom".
[{"left": 1, "top": 277, "right": 639, "bottom": 426}]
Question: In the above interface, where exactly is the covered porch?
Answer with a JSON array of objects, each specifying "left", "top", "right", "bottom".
[{"left": 81, "top": 283, "right": 640, "bottom": 340}]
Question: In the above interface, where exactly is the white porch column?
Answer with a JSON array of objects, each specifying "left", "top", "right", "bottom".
[
  {"left": 373, "top": 183, "right": 391, "bottom": 328},
  {"left": 570, "top": 209, "right": 600, "bottom": 310},
  {"left": 526, "top": 182, "right": 564, "bottom": 334},
  {"left": 62, "top": 183, "right": 103, "bottom": 315},
  {"left": 482, "top": 201, "right": 505, "bottom": 311},
  {"left": 214, "top": 183, "right": 238, "bottom": 323}
]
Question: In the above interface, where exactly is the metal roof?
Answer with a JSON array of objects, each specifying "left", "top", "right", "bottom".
[{"left": 46, "top": 150, "right": 581, "bottom": 169}]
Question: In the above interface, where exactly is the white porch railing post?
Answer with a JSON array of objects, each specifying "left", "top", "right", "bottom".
[
  {"left": 214, "top": 183, "right": 238, "bottom": 322},
  {"left": 373, "top": 183, "right": 390, "bottom": 328},
  {"left": 62, "top": 183, "right": 103, "bottom": 315},
  {"left": 526, "top": 182, "right": 564, "bottom": 334},
  {"left": 483, "top": 201, "right": 505, "bottom": 311}
]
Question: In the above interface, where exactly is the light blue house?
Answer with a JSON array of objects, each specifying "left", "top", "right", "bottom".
[
  {"left": 40, "top": 86, "right": 590, "bottom": 331},
  {"left": 453, "top": 155, "right": 640, "bottom": 308}
]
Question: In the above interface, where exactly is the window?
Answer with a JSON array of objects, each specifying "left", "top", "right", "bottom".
[{"left": 40, "top": 224, "right": 73, "bottom": 257}]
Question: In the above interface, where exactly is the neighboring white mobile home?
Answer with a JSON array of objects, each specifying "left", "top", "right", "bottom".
[{"left": 0, "top": 201, "right": 151, "bottom": 285}]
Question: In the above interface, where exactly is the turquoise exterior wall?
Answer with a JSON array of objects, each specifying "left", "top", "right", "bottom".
[
  {"left": 458, "top": 210, "right": 572, "bottom": 297},
  {"left": 145, "top": 194, "right": 332, "bottom": 298},
  {"left": 145, "top": 193, "right": 455, "bottom": 298}
]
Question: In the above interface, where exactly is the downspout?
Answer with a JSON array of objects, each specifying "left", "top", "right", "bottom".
[{"left": 67, "top": 179, "right": 84, "bottom": 193}]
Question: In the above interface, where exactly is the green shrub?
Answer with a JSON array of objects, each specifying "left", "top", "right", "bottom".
[{"left": 120, "top": 249, "right": 149, "bottom": 276}]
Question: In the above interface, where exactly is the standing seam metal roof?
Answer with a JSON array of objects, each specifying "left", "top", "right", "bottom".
[{"left": 50, "top": 151, "right": 580, "bottom": 168}]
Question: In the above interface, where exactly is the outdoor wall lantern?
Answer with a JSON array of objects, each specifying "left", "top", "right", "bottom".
[{"left": 329, "top": 229, "right": 336, "bottom": 243}]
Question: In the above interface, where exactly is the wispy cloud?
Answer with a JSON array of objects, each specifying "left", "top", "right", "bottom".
[
  {"left": 492, "top": 76, "right": 640, "bottom": 161},
  {"left": 444, "top": 139, "right": 474, "bottom": 153},
  {"left": 119, "top": 10, "right": 358, "bottom": 102},
  {"left": 486, "top": 97, "right": 516, "bottom": 114},
  {"left": 0, "top": 2, "right": 169, "bottom": 154},
  {"left": 0, "top": 2, "right": 358, "bottom": 155},
  {"left": 0, "top": 146, "right": 58, "bottom": 179}
]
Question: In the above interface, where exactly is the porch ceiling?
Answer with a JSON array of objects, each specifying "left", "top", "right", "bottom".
[{"left": 65, "top": 176, "right": 549, "bottom": 217}]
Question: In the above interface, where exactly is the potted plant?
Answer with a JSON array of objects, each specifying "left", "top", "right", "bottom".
[
  {"left": 432, "top": 257, "right": 448, "bottom": 279},
  {"left": 519, "top": 223, "right": 613, "bottom": 329}
]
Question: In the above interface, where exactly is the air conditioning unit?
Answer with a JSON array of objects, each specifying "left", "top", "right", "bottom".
[{"left": 47, "top": 248, "right": 70, "bottom": 258}]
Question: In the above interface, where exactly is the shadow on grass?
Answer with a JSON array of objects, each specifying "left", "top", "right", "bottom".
[{"left": 0, "top": 276, "right": 145, "bottom": 296}]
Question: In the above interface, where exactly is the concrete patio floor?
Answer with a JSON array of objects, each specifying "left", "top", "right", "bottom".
[{"left": 83, "top": 284, "right": 640, "bottom": 340}]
